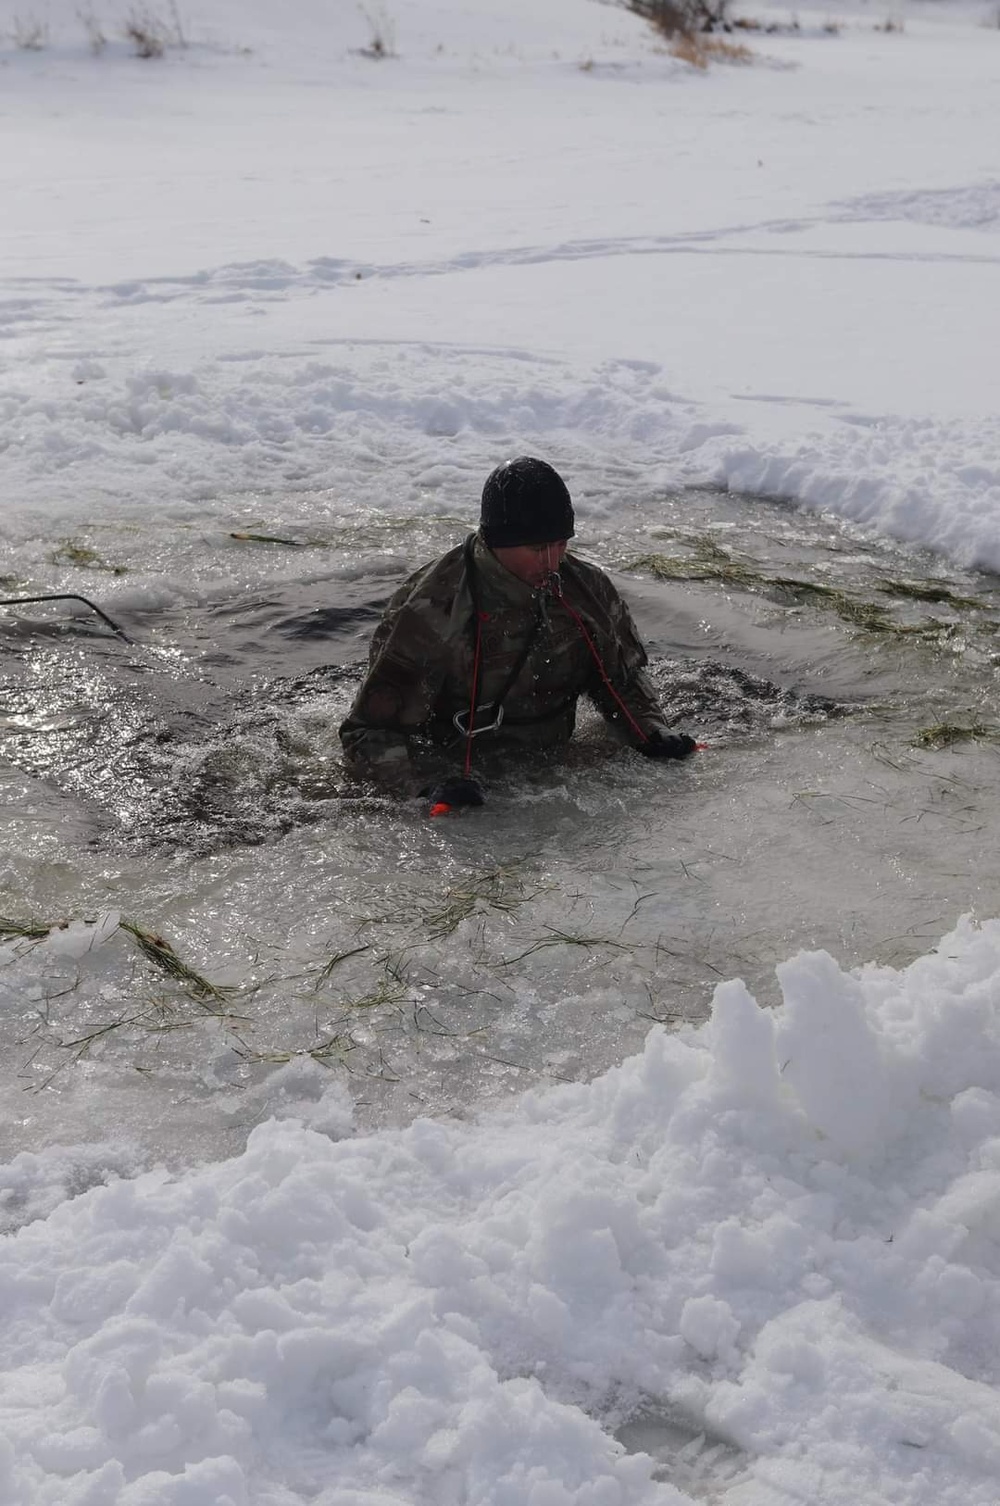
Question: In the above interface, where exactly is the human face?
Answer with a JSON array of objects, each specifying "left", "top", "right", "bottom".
[{"left": 491, "top": 539, "right": 568, "bottom": 587}]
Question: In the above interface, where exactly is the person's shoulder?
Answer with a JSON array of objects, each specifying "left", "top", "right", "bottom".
[
  {"left": 562, "top": 551, "right": 621, "bottom": 601},
  {"left": 393, "top": 539, "right": 469, "bottom": 615}
]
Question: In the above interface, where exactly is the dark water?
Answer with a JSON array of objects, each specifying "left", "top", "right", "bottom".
[
  {"left": 1, "top": 514, "right": 993, "bottom": 854},
  {"left": 2, "top": 486, "right": 1000, "bottom": 1164},
  {"left": 0, "top": 521, "right": 851, "bottom": 854}
]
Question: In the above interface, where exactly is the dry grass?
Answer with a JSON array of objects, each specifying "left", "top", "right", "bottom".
[
  {"left": 11, "top": 13, "right": 50, "bottom": 48},
  {"left": 669, "top": 33, "right": 754, "bottom": 66},
  {"left": 121, "top": 2, "right": 185, "bottom": 58},
  {"left": 626, "top": 0, "right": 730, "bottom": 38},
  {"left": 359, "top": 4, "right": 396, "bottom": 58},
  {"left": 122, "top": 8, "right": 165, "bottom": 55},
  {"left": 78, "top": 7, "right": 107, "bottom": 53}
]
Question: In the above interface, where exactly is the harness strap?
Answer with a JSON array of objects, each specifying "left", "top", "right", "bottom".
[
  {"left": 458, "top": 542, "right": 650, "bottom": 773},
  {"left": 546, "top": 574, "right": 651, "bottom": 746},
  {"left": 461, "top": 536, "right": 546, "bottom": 775},
  {"left": 463, "top": 609, "right": 488, "bottom": 778}
]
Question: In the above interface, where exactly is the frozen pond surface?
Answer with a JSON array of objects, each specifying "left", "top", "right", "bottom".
[
  {"left": 5, "top": 4, "right": 1000, "bottom": 1499},
  {"left": 3, "top": 481, "right": 999, "bottom": 1170}
]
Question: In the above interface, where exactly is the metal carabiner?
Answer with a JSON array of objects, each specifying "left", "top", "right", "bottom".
[{"left": 453, "top": 702, "right": 505, "bottom": 737}]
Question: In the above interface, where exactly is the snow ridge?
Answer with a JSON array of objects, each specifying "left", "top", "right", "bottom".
[{"left": 6, "top": 919, "right": 1000, "bottom": 1504}]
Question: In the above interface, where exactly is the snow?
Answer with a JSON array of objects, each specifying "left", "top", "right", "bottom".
[
  {"left": 7, "top": 918, "right": 1000, "bottom": 1503},
  {"left": 3, "top": 0, "right": 1000, "bottom": 567},
  {"left": 4, "top": 0, "right": 1000, "bottom": 1501}
]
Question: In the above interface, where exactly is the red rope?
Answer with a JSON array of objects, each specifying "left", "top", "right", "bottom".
[
  {"left": 464, "top": 611, "right": 489, "bottom": 776},
  {"left": 461, "top": 582, "right": 649, "bottom": 778},
  {"left": 548, "top": 579, "right": 650, "bottom": 745}
]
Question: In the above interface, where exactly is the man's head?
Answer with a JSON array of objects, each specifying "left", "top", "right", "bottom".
[{"left": 479, "top": 457, "right": 574, "bottom": 586}]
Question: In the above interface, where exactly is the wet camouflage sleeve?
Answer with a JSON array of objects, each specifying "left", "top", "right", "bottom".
[
  {"left": 339, "top": 568, "right": 450, "bottom": 776},
  {"left": 579, "top": 571, "right": 669, "bottom": 745},
  {"left": 340, "top": 548, "right": 669, "bottom": 774}
]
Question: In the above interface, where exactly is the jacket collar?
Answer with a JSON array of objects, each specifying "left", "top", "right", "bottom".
[{"left": 471, "top": 532, "right": 546, "bottom": 610}]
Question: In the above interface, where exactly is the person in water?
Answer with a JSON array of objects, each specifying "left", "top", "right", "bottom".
[{"left": 339, "top": 456, "right": 697, "bottom": 806}]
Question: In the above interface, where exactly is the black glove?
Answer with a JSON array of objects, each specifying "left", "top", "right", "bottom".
[
  {"left": 639, "top": 731, "right": 697, "bottom": 761},
  {"left": 422, "top": 777, "right": 486, "bottom": 810}
]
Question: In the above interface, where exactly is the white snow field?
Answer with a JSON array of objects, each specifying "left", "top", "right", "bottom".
[
  {"left": 3, "top": 0, "right": 1000, "bottom": 1502},
  {"left": 2, "top": 0, "right": 1000, "bottom": 566}
]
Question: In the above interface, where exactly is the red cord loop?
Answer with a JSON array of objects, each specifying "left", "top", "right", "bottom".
[
  {"left": 463, "top": 612, "right": 489, "bottom": 777},
  {"left": 547, "top": 579, "right": 650, "bottom": 745},
  {"left": 460, "top": 582, "right": 650, "bottom": 779}
]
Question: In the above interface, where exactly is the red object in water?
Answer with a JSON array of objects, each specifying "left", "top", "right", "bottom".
[
  {"left": 429, "top": 802, "right": 453, "bottom": 818},
  {"left": 695, "top": 742, "right": 709, "bottom": 750}
]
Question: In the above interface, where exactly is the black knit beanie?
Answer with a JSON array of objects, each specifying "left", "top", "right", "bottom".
[{"left": 479, "top": 457, "right": 575, "bottom": 549}]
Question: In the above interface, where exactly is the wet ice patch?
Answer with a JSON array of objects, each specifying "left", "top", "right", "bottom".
[
  {"left": 838, "top": 181, "right": 1000, "bottom": 233},
  {"left": 617, "top": 1412, "right": 749, "bottom": 1501}
]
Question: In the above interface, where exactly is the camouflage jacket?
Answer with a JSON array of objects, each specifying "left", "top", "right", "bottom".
[{"left": 339, "top": 534, "right": 669, "bottom": 778}]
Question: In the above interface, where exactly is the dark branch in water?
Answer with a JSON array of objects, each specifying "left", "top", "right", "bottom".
[{"left": 0, "top": 593, "right": 130, "bottom": 642}]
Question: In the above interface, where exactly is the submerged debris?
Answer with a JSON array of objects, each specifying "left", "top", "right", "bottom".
[
  {"left": 649, "top": 658, "right": 843, "bottom": 733},
  {"left": 0, "top": 917, "right": 54, "bottom": 942},
  {"left": 628, "top": 537, "right": 993, "bottom": 640},
  {"left": 421, "top": 865, "right": 538, "bottom": 939},
  {"left": 912, "top": 722, "right": 999, "bottom": 750},
  {"left": 49, "top": 539, "right": 128, "bottom": 574},
  {"left": 1, "top": 911, "right": 231, "bottom": 1005},
  {"left": 229, "top": 531, "right": 303, "bottom": 547},
  {"left": 876, "top": 578, "right": 982, "bottom": 609},
  {"left": 119, "top": 919, "right": 234, "bottom": 1005}
]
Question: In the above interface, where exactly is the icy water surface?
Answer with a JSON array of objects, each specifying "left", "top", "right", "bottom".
[{"left": 2, "top": 484, "right": 1000, "bottom": 1170}]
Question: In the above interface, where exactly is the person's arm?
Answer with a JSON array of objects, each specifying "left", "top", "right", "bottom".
[
  {"left": 581, "top": 573, "right": 695, "bottom": 758},
  {"left": 339, "top": 588, "right": 449, "bottom": 783}
]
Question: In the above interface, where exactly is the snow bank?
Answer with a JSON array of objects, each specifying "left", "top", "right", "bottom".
[
  {"left": 6, "top": 916, "right": 1000, "bottom": 1504},
  {"left": 5, "top": 342, "right": 1000, "bottom": 576},
  {"left": 4, "top": 0, "right": 1000, "bottom": 571},
  {"left": 705, "top": 414, "right": 1000, "bottom": 573}
]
